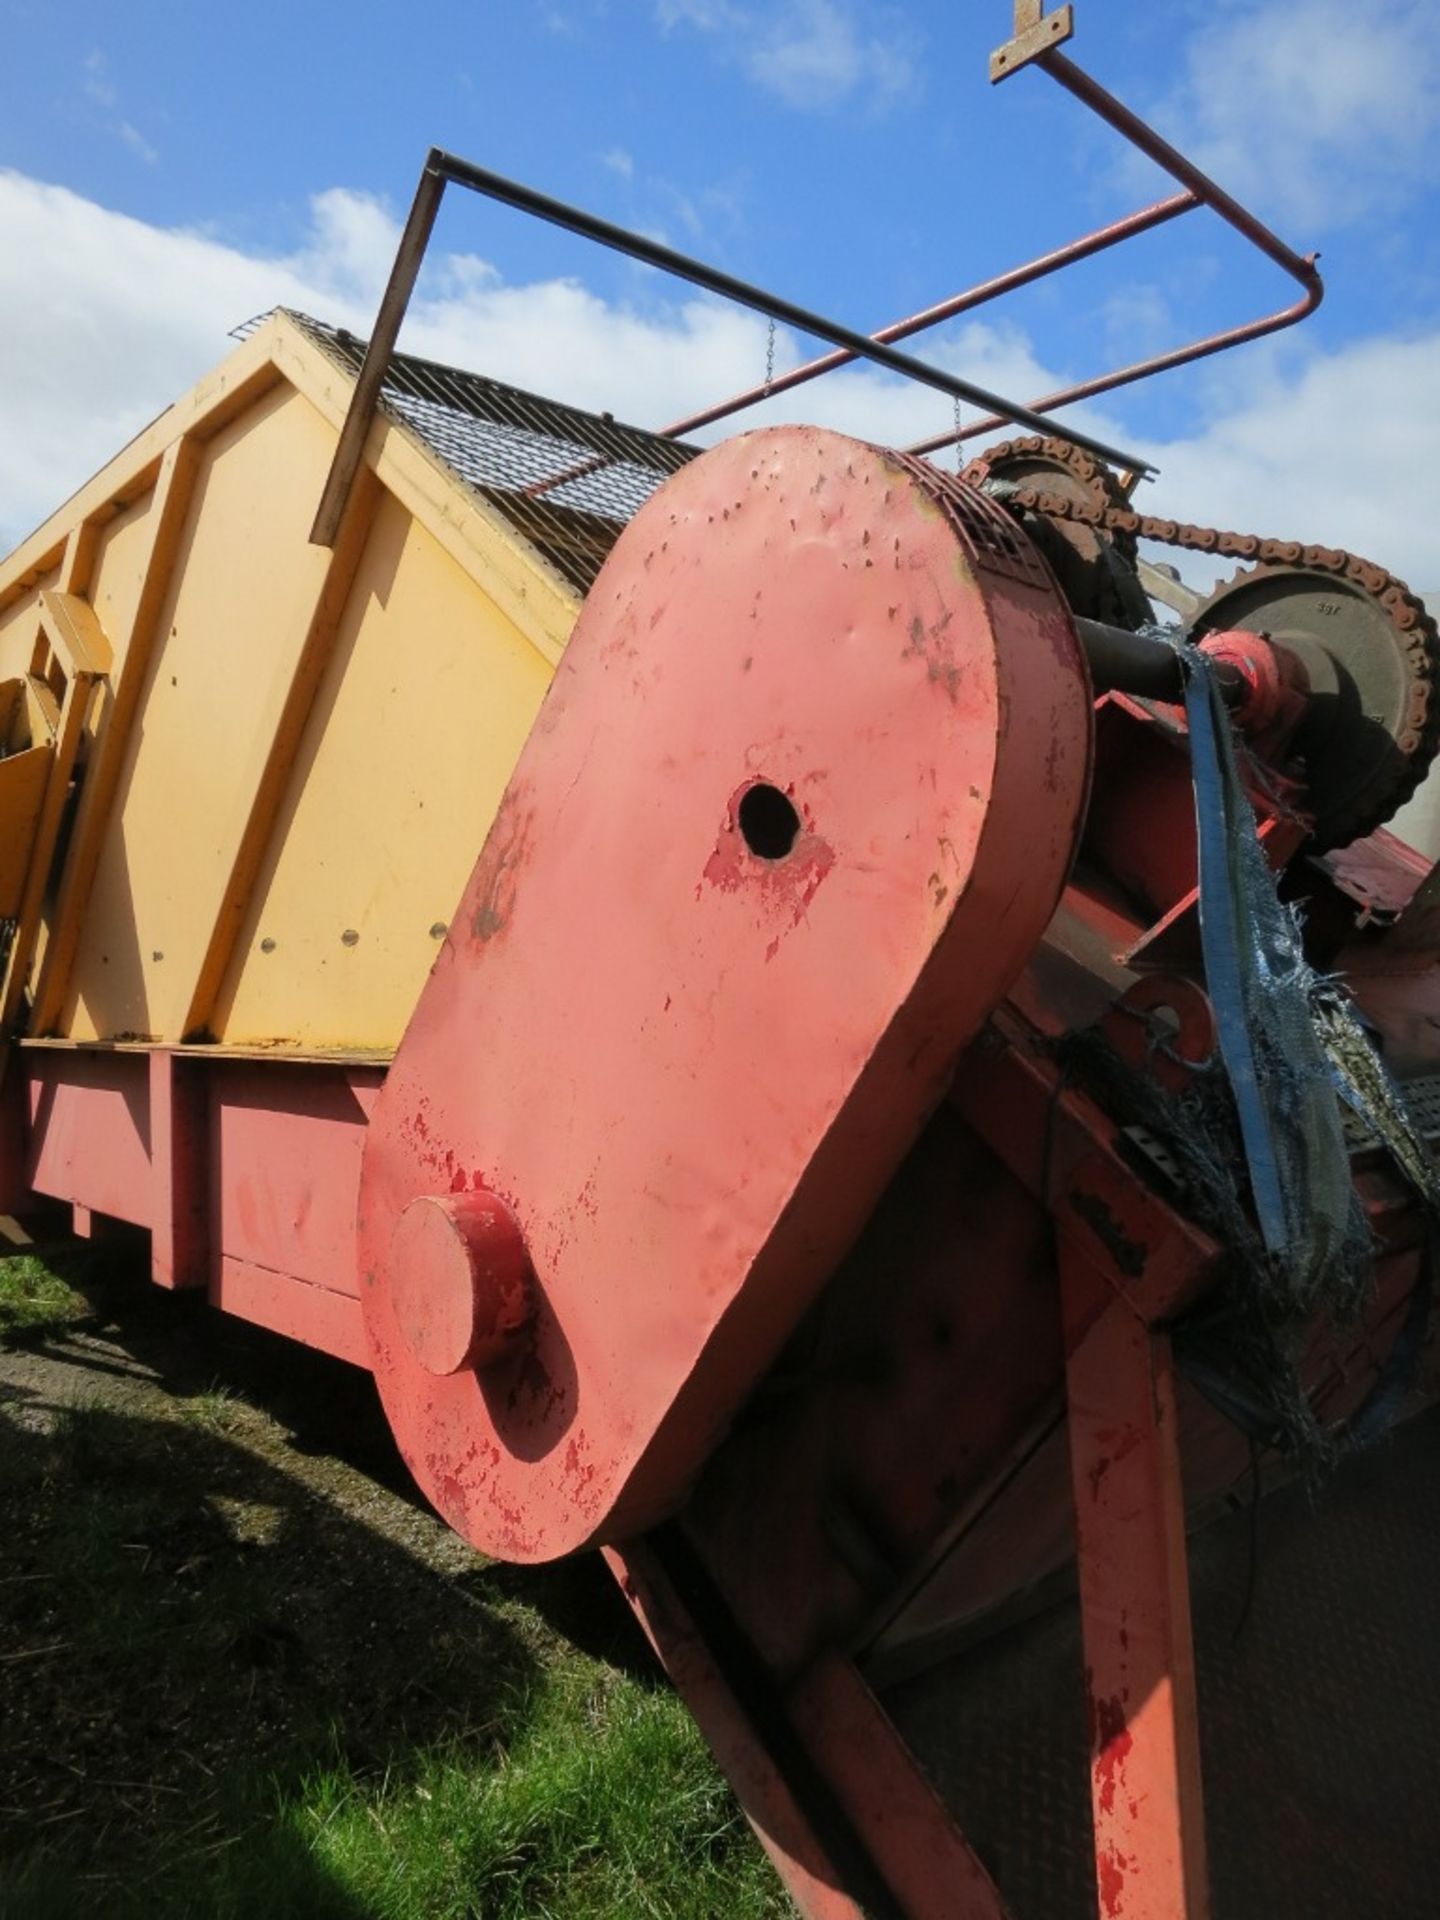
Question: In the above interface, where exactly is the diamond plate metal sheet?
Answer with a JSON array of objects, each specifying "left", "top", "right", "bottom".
[{"left": 881, "top": 1406, "right": 1440, "bottom": 1919}]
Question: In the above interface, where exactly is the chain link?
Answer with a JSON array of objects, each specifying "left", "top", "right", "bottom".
[
  {"left": 961, "top": 432, "right": 1440, "bottom": 843},
  {"left": 962, "top": 435, "right": 1435, "bottom": 641}
]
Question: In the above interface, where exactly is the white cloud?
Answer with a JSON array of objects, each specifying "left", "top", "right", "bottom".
[
  {"left": 80, "top": 48, "right": 160, "bottom": 167},
  {"left": 0, "top": 169, "right": 1435, "bottom": 602},
  {"left": 655, "top": 0, "right": 917, "bottom": 112},
  {"left": 1151, "top": 0, "right": 1440, "bottom": 229},
  {"left": 81, "top": 49, "right": 117, "bottom": 110},
  {"left": 1131, "top": 328, "right": 1440, "bottom": 596},
  {"left": 600, "top": 147, "right": 635, "bottom": 180},
  {"left": 116, "top": 122, "right": 159, "bottom": 167}
]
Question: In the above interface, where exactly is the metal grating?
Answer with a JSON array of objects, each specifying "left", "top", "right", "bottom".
[
  {"left": 1341, "top": 1071, "right": 1440, "bottom": 1153},
  {"left": 889, "top": 450, "right": 1056, "bottom": 593},
  {"left": 285, "top": 310, "right": 700, "bottom": 596},
  {"left": 882, "top": 1406, "right": 1440, "bottom": 1920}
]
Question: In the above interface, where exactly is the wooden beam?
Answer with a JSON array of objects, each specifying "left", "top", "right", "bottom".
[
  {"left": 0, "top": 658, "right": 101, "bottom": 1045},
  {"left": 149, "top": 1049, "right": 208, "bottom": 1288},
  {"left": 29, "top": 435, "right": 202, "bottom": 1036}
]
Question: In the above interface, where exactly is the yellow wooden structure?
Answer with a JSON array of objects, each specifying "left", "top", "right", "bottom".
[{"left": 0, "top": 312, "right": 630, "bottom": 1059}]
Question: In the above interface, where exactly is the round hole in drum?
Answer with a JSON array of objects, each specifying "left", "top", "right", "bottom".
[{"left": 738, "top": 782, "right": 801, "bottom": 861}]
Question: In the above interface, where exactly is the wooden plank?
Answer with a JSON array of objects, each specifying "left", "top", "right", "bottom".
[
  {"left": 0, "top": 663, "right": 100, "bottom": 1044},
  {"left": 149, "top": 1050, "right": 208, "bottom": 1289},
  {"left": 28, "top": 434, "right": 201, "bottom": 1036},
  {"left": 180, "top": 467, "right": 381, "bottom": 1039}
]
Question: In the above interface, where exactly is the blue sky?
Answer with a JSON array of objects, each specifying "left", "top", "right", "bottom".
[{"left": 1, "top": 0, "right": 1437, "bottom": 587}]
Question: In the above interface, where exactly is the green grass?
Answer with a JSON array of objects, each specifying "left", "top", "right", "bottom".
[
  {"left": 0, "top": 1251, "right": 92, "bottom": 1341},
  {"left": 4, "top": 1664, "right": 778, "bottom": 1920},
  {"left": 285, "top": 1666, "right": 775, "bottom": 1920},
  {"left": 178, "top": 1379, "right": 247, "bottom": 1431},
  {"left": 0, "top": 1272, "right": 791, "bottom": 1920}
]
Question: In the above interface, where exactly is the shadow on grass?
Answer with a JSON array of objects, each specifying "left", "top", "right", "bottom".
[
  {"left": 3, "top": 1236, "right": 657, "bottom": 1678},
  {"left": 0, "top": 1250, "right": 787, "bottom": 1919}
]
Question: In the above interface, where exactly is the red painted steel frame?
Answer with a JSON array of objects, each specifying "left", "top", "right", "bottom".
[
  {"left": 16, "top": 1046, "right": 381, "bottom": 1365},
  {"left": 356, "top": 425, "right": 1094, "bottom": 1563},
  {"left": 1063, "top": 1250, "right": 1209, "bottom": 1920},
  {"left": 660, "top": 193, "right": 1198, "bottom": 441},
  {"left": 657, "top": 18, "right": 1321, "bottom": 464}
]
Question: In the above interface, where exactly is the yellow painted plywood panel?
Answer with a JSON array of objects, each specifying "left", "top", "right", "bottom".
[
  {"left": 0, "top": 744, "right": 53, "bottom": 914},
  {"left": 64, "top": 385, "right": 335, "bottom": 1042},
  {"left": 87, "top": 488, "right": 158, "bottom": 678},
  {"left": 213, "top": 489, "right": 561, "bottom": 1050},
  {"left": 0, "top": 576, "right": 54, "bottom": 680}
]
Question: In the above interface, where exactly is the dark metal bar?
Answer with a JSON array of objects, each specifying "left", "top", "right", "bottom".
[
  {"left": 1073, "top": 616, "right": 1246, "bottom": 703},
  {"left": 311, "top": 165, "right": 446, "bottom": 547},
  {"left": 309, "top": 145, "right": 1157, "bottom": 546},
  {"left": 1075, "top": 617, "right": 1184, "bottom": 698},
  {"left": 427, "top": 149, "right": 1150, "bottom": 470},
  {"left": 659, "top": 190, "right": 1199, "bottom": 440}
]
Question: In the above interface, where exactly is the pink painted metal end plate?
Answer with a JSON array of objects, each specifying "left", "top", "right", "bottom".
[{"left": 358, "top": 425, "right": 1092, "bottom": 1560}]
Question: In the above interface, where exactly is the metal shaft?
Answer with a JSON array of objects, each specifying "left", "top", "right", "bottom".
[{"left": 1075, "top": 617, "right": 1205, "bottom": 701}]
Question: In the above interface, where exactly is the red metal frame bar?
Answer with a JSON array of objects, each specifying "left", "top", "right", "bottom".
[
  {"left": 662, "top": 4, "right": 1322, "bottom": 462},
  {"left": 905, "top": 21, "right": 1323, "bottom": 457},
  {"left": 659, "top": 192, "right": 1197, "bottom": 440},
  {"left": 309, "top": 134, "right": 1149, "bottom": 548},
  {"left": 1062, "top": 1244, "right": 1211, "bottom": 1920}
]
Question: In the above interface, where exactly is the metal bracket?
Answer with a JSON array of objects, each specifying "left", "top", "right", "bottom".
[{"left": 991, "top": 1, "right": 1074, "bottom": 83}]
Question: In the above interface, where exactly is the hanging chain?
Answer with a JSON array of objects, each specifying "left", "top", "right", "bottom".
[
  {"left": 954, "top": 394, "right": 964, "bottom": 473},
  {"left": 764, "top": 317, "right": 776, "bottom": 399}
]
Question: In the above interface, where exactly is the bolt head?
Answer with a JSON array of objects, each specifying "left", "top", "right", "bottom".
[{"left": 389, "top": 1191, "right": 533, "bottom": 1375}]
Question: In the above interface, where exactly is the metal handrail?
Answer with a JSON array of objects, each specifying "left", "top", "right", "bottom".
[
  {"left": 310, "top": 142, "right": 1154, "bottom": 547},
  {"left": 311, "top": 2, "right": 1324, "bottom": 546}
]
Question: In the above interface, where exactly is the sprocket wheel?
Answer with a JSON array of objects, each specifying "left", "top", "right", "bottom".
[
  {"left": 962, "top": 435, "right": 1151, "bottom": 629},
  {"left": 1188, "top": 562, "right": 1440, "bottom": 850}
]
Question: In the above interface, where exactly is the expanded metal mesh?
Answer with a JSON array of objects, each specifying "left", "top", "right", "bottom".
[{"left": 284, "top": 311, "right": 698, "bottom": 595}]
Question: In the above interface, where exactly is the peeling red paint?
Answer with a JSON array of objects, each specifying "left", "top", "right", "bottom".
[
  {"left": 700, "top": 781, "right": 835, "bottom": 949},
  {"left": 1087, "top": 1682, "right": 1135, "bottom": 1818},
  {"left": 1097, "top": 1842, "right": 1129, "bottom": 1916}
]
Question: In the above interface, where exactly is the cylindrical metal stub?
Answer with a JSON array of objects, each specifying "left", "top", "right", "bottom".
[{"left": 388, "top": 1191, "right": 533, "bottom": 1375}]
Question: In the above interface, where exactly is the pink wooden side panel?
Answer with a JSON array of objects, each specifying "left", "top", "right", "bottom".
[
  {"left": 25, "top": 1051, "right": 152, "bottom": 1226},
  {"left": 17, "top": 1050, "right": 381, "bottom": 1366},
  {"left": 209, "top": 1063, "right": 380, "bottom": 1297}
]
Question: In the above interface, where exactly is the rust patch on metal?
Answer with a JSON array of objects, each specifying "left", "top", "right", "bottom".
[
  {"left": 902, "top": 606, "right": 965, "bottom": 703},
  {"left": 1097, "top": 1841, "right": 1131, "bottom": 1917},
  {"left": 470, "top": 793, "right": 533, "bottom": 944},
  {"left": 1069, "top": 1189, "right": 1147, "bottom": 1277},
  {"left": 1091, "top": 1691, "right": 1134, "bottom": 1817}
]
